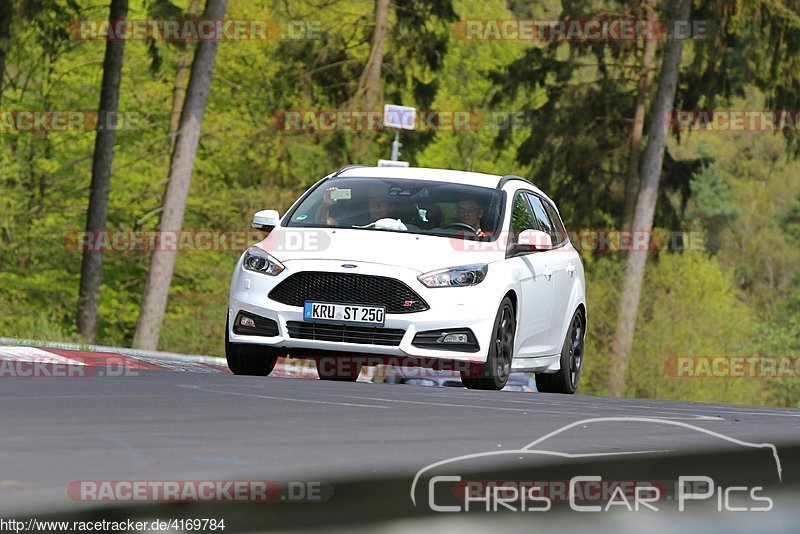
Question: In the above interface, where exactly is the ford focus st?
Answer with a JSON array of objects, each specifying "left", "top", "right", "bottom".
[{"left": 226, "top": 165, "right": 586, "bottom": 392}]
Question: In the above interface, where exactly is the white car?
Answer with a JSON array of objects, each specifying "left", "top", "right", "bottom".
[{"left": 226, "top": 165, "right": 586, "bottom": 392}]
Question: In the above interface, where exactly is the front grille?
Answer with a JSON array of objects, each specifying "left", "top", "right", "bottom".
[
  {"left": 269, "top": 272, "right": 429, "bottom": 313},
  {"left": 286, "top": 321, "right": 405, "bottom": 346}
]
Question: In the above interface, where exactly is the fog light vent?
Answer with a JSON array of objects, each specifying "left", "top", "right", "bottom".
[
  {"left": 440, "top": 333, "right": 469, "bottom": 344},
  {"left": 232, "top": 311, "right": 279, "bottom": 336},
  {"left": 411, "top": 328, "right": 479, "bottom": 352}
]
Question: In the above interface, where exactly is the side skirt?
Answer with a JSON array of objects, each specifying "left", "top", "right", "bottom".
[{"left": 511, "top": 354, "right": 561, "bottom": 373}]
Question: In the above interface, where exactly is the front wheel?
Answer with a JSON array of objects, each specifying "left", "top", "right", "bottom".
[
  {"left": 535, "top": 309, "right": 585, "bottom": 394},
  {"left": 225, "top": 319, "right": 281, "bottom": 376},
  {"left": 461, "top": 296, "right": 515, "bottom": 390}
]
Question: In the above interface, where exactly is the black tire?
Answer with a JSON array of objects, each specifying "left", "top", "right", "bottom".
[
  {"left": 460, "top": 297, "right": 515, "bottom": 391},
  {"left": 536, "top": 309, "right": 585, "bottom": 394},
  {"left": 225, "top": 319, "right": 281, "bottom": 376}
]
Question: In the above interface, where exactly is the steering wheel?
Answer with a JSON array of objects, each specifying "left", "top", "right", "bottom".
[{"left": 444, "top": 222, "right": 478, "bottom": 233}]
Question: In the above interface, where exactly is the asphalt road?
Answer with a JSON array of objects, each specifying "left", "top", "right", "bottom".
[{"left": 2, "top": 358, "right": 800, "bottom": 520}]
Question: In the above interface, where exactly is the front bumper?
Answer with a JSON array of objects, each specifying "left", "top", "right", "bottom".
[{"left": 227, "top": 259, "right": 498, "bottom": 364}]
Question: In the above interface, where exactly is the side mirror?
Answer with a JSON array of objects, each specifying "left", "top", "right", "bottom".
[
  {"left": 252, "top": 209, "right": 280, "bottom": 232},
  {"left": 517, "top": 229, "right": 553, "bottom": 252}
]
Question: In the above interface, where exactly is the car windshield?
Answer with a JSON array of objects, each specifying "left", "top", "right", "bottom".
[{"left": 286, "top": 177, "right": 503, "bottom": 239}]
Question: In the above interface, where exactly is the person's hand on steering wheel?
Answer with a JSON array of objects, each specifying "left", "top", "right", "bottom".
[{"left": 444, "top": 222, "right": 486, "bottom": 237}]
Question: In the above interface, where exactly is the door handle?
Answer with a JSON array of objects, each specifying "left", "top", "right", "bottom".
[
  {"left": 543, "top": 266, "right": 553, "bottom": 280},
  {"left": 566, "top": 262, "right": 575, "bottom": 277}
]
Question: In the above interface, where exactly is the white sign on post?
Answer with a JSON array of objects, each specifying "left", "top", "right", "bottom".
[
  {"left": 383, "top": 105, "right": 416, "bottom": 130},
  {"left": 377, "top": 159, "right": 410, "bottom": 167}
]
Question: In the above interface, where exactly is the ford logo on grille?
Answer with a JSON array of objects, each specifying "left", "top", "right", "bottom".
[{"left": 341, "top": 264, "right": 358, "bottom": 268}]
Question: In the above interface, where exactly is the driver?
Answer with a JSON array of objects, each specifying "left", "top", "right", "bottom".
[{"left": 456, "top": 197, "right": 486, "bottom": 237}]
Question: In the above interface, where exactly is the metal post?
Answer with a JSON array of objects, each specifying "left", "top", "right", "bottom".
[{"left": 390, "top": 129, "right": 401, "bottom": 161}]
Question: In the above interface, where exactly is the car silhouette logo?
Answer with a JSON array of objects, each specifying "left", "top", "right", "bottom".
[{"left": 341, "top": 264, "right": 358, "bottom": 268}]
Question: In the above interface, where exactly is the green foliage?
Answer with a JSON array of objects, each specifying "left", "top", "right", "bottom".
[
  {"left": 683, "top": 1, "right": 800, "bottom": 152},
  {"left": 686, "top": 163, "right": 739, "bottom": 252},
  {"left": 628, "top": 253, "right": 763, "bottom": 404},
  {"left": 782, "top": 193, "right": 800, "bottom": 242},
  {"left": 688, "top": 164, "right": 739, "bottom": 223},
  {"left": 670, "top": 90, "right": 800, "bottom": 315},
  {"left": 579, "top": 256, "right": 623, "bottom": 396}
]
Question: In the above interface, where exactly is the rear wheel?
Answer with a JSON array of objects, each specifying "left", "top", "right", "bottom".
[
  {"left": 461, "top": 297, "right": 515, "bottom": 390},
  {"left": 535, "top": 309, "right": 584, "bottom": 394},
  {"left": 225, "top": 319, "right": 281, "bottom": 376}
]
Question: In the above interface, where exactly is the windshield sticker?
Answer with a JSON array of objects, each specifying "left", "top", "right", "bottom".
[
  {"left": 330, "top": 188, "right": 352, "bottom": 200},
  {"left": 295, "top": 214, "right": 309, "bottom": 221}
]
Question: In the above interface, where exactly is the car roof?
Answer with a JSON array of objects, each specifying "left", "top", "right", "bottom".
[{"left": 331, "top": 165, "right": 539, "bottom": 193}]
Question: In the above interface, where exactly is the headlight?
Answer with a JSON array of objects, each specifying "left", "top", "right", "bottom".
[
  {"left": 242, "top": 246, "right": 285, "bottom": 276},
  {"left": 418, "top": 264, "right": 488, "bottom": 288}
]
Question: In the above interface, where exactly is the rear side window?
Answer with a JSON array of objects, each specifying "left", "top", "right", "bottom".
[
  {"left": 541, "top": 198, "right": 568, "bottom": 246},
  {"left": 526, "top": 193, "right": 566, "bottom": 247}
]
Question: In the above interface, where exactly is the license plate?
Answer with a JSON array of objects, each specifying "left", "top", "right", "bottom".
[{"left": 303, "top": 302, "right": 385, "bottom": 326}]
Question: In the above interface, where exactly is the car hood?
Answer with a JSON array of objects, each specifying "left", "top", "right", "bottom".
[{"left": 256, "top": 227, "right": 505, "bottom": 273}]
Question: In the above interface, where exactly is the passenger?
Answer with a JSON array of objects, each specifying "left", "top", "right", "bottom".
[
  {"left": 316, "top": 189, "right": 402, "bottom": 227},
  {"left": 368, "top": 197, "right": 392, "bottom": 222}
]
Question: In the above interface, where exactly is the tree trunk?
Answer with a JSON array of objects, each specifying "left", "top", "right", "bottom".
[
  {"left": 621, "top": 0, "right": 656, "bottom": 230},
  {"left": 352, "top": 0, "right": 389, "bottom": 110},
  {"left": 608, "top": 0, "right": 692, "bottom": 396},
  {"left": 76, "top": 0, "right": 129, "bottom": 341},
  {"left": 133, "top": 0, "right": 226, "bottom": 350},
  {"left": 169, "top": 0, "right": 202, "bottom": 152},
  {"left": 0, "top": 0, "right": 11, "bottom": 105}
]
